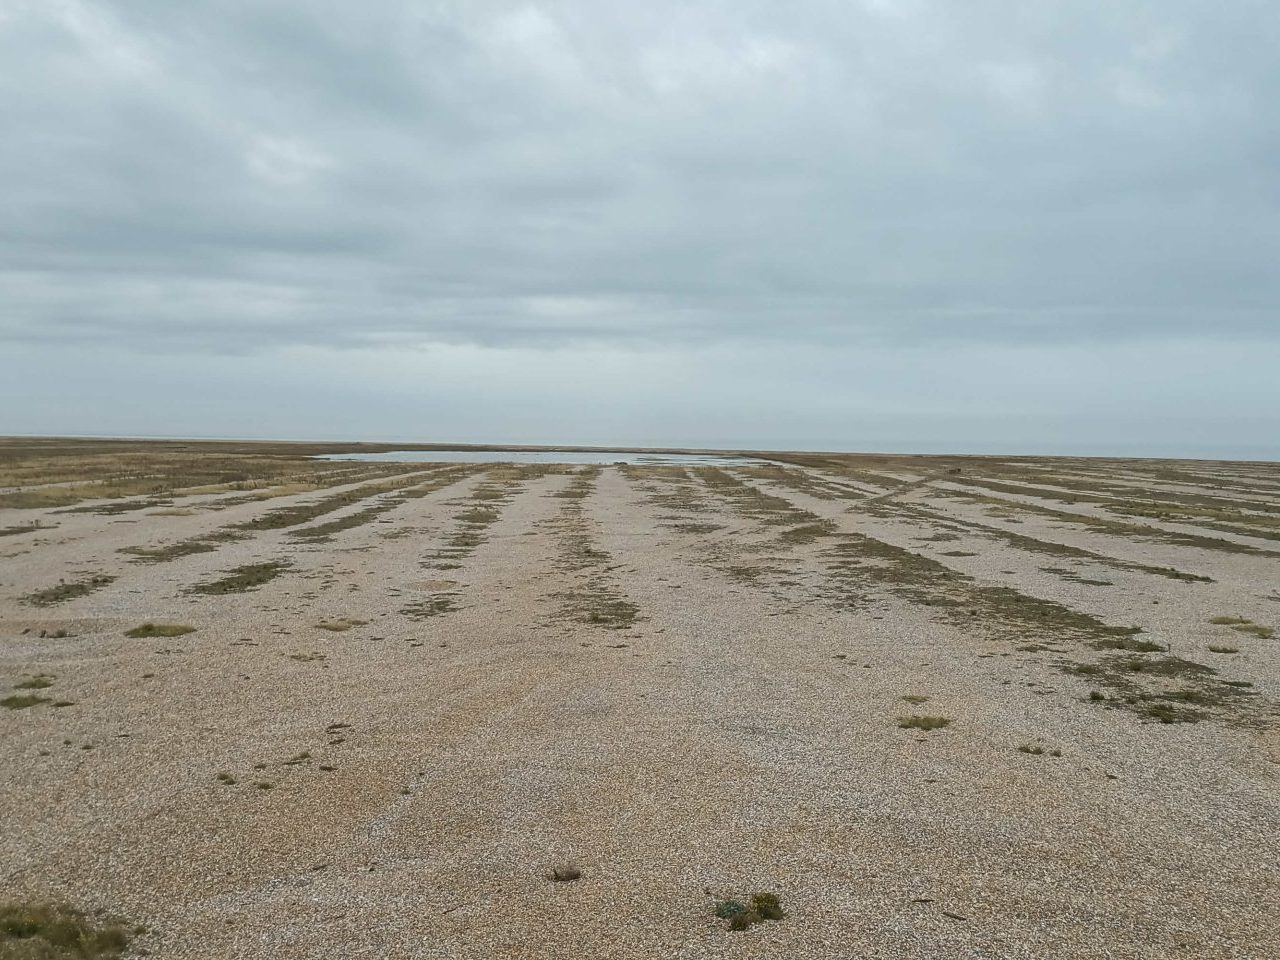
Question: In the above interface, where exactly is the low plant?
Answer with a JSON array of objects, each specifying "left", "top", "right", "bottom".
[
  {"left": 315, "top": 618, "right": 366, "bottom": 632},
  {"left": 1017, "top": 743, "right": 1062, "bottom": 757},
  {"left": 124, "top": 623, "right": 195, "bottom": 638},
  {"left": 715, "top": 892, "right": 785, "bottom": 931},
  {"left": 898, "top": 715, "right": 951, "bottom": 731},
  {"left": 0, "top": 901, "right": 137, "bottom": 959},
  {"left": 2, "top": 694, "right": 51, "bottom": 710}
]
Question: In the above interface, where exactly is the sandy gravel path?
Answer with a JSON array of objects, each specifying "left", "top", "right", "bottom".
[{"left": 2, "top": 456, "right": 1279, "bottom": 959}]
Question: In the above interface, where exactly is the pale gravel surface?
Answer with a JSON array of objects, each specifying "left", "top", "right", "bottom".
[{"left": 2, "top": 453, "right": 1279, "bottom": 959}]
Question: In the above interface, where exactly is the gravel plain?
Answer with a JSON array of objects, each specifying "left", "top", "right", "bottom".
[{"left": 1, "top": 440, "right": 1278, "bottom": 959}]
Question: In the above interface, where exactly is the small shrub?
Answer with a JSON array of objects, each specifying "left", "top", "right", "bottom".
[
  {"left": 715, "top": 892, "right": 785, "bottom": 931},
  {"left": 900, "top": 694, "right": 930, "bottom": 705},
  {"left": 548, "top": 864, "right": 581, "bottom": 882},
  {"left": 14, "top": 674, "right": 55, "bottom": 690}
]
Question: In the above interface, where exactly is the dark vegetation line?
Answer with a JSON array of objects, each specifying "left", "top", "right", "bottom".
[
  {"left": 120, "top": 467, "right": 455, "bottom": 563},
  {"left": 741, "top": 464, "right": 1216, "bottom": 584},
  {"left": 404, "top": 464, "right": 560, "bottom": 619},
  {"left": 931, "top": 485, "right": 1280, "bottom": 558},
  {"left": 289, "top": 466, "right": 481, "bottom": 542},
  {"left": 635, "top": 467, "right": 1265, "bottom": 727},
  {"left": 856, "top": 497, "right": 1215, "bottom": 584},
  {"left": 940, "top": 474, "right": 1280, "bottom": 541},
  {"left": 542, "top": 467, "right": 642, "bottom": 630}
]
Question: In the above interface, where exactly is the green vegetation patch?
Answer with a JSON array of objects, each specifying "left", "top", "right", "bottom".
[
  {"left": 14, "top": 674, "right": 55, "bottom": 690},
  {"left": 2, "top": 694, "right": 52, "bottom": 710},
  {"left": 0, "top": 522, "right": 44, "bottom": 537},
  {"left": 23, "top": 575, "right": 115, "bottom": 606},
  {"left": 124, "top": 623, "right": 196, "bottom": 638},
  {"left": 898, "top": 715, "right": 952, "bottom": 731},
  {"left": 714, "top": 892, "right": 785, "bottom": 931},
  {"left": 0, "top": 902, "right": 138, "bottom": 959},
  {"left": 120, "top": 540, "right": 219, "bottom": 563},
  {"left": 188, "top": 560, "right": 291, "bottom": 595},
  {"left": 232, "top": 476, "right": 421, "bottom": 532},
  {"left": 402, "top": 595, "right": 459, "bottom": 619},
  {"left": 287, "top": 469, "right": 476, "bottom": 541}
]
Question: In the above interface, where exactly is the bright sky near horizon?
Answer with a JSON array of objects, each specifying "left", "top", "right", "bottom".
[{"left": 2, "top": 1, "right": 1277, "bottom": 458}]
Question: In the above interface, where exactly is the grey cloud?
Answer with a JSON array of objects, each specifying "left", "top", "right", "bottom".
[{"left": 1, "top": 3, "right": 1278, "bottom": 365}]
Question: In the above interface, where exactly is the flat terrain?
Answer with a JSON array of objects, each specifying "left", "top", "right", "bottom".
[{"left": 2, "top": 438, "right": 1278, "bottom": 959}]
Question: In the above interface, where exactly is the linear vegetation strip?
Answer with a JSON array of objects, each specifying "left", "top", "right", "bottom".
[
  {"left": 120, "top": 469, "right": 470, "bottom": 561},
  {"left": 545, "top": 468, "right": 643, "bottom": 630},
  {"left": 24, "top": 575, "right": 115, "bottom": 606},
  {"left": 871, "top": 499, "right": 1214, "bottom": 583},
  {"left": 290, "top": 467, "right": 475, "bottom": 541},
  {"left": 682, "top": 469, "right": 1263, "bottom": 726},
  {"left": 937, "top": 487, "right": 1280, "bottom": 558},
  {"left": 188, "top": 560, "right": 291, "bottom": 595},
  {"left": 234, "top": 470, "right": 441, "bottom": 532}
]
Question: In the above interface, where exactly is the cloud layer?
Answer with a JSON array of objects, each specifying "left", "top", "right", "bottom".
[{"left": 2, "top": 2, "right": 1277, "bottom": 454}]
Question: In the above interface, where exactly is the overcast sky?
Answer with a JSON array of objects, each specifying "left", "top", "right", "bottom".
[{"left": 2, "top": 1, "right": 1277, "bottom": 457}]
